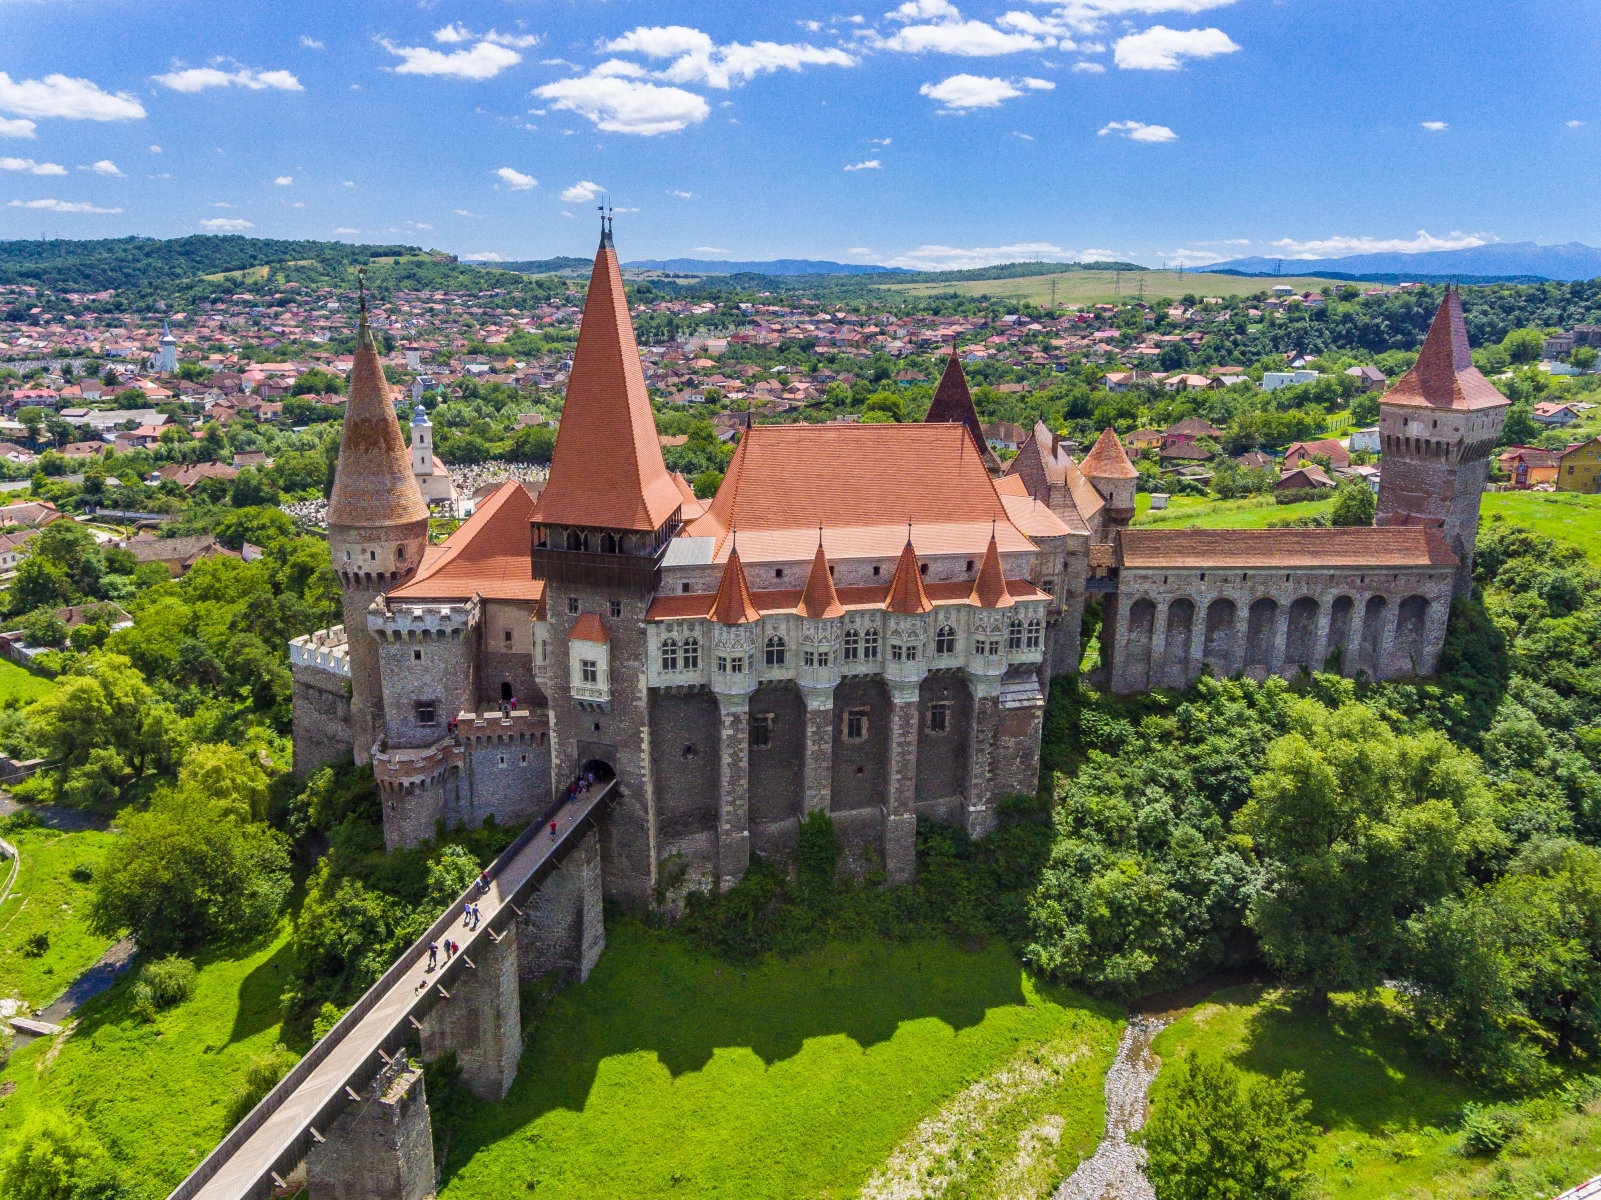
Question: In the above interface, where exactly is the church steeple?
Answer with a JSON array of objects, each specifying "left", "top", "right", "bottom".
[{"left": 924, "top": 347, "right": 1001, "bottom": 474}]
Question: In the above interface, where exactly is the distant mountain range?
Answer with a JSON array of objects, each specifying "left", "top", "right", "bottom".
[
  {"left": 623, "top": 258, "right": 912, "bottom": 276},
  {"left": 1208, "top": 241, "right": 1601, "bottom": 282}
]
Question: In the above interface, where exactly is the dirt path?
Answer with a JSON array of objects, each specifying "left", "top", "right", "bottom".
[{"left": 1050, "top": 1016, "right": 1168, "bottom": 1200}]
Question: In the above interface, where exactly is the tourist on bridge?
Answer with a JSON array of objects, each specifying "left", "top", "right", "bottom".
[{"left": 428, "top": 941, "right": 438, "bottom": 970}]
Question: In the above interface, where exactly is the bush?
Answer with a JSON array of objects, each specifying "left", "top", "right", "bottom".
[
  {"left": 130, "top": 955, "right": 197, "bottom": 1020},
  {"left": 1458, "top": 1104, "right": 1524, "bottom": 1156},
  {"left": 1273, "top": 486, "right": 1332, "bottom": 505},
  {"left": 0, "top": 1110, "right": 125, "bottom": 1200},
  {"left": 1330, "top": 479, "right": 1376, "bottom": 526},
  {"left": 20, "top": 931, "right": 48, "bottom": 958},
  {"left": 225, "top": 1044, "right": 298, "bottom": 1127},
  {"left": 312, "top": 1001, "right": 346, "bottom": 1042}
]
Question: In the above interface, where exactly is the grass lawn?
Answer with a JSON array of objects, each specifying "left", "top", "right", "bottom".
[
  {"left": 440, "top": 921, "right": 1123, "bottom": 1200},
  {"left": 880, "top": 269, "right": 1340, "bottom": 307},
  {"left": 1152, "top": 985, "right": 1601, "bottom": 1200},
  {"left": 1481, "top": 491, "right": 1601, "bottom": 561},
  {"left": 0, "top": 910, "right": 297, "bottom": 1195},
  {"left": 0, "top": 659, "right": 55, "bottom": 708},
  {"left": 1133, "top": 493, "right": 1335, "bottom": 529},
  {"left": 0, "top": 828, "right": 118, "bottom": 1009}
]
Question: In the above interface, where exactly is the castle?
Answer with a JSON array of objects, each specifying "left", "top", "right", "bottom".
[{"left": 290, "top": 229, "right": 1504, "bottom": 907}]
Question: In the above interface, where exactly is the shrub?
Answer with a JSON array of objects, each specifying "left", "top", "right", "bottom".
[
  {"left": 0, "top": 1110, "right": 125, "bottom": 1200},
  {"left": 1458, "top": 1104, "right": 1524, "bottom": 1156},
  {"left": 312, "top": 1001, "right": 346, "bottom": 1042},
  {"left": 225, "top": 1044, "right": 298, "bottom": 1127},
  {"left": 130, "top": 955, "right": 197, "bottom": 1020},
  {"left": 21, "top": 931, "right": 48, "bottom": 958}
]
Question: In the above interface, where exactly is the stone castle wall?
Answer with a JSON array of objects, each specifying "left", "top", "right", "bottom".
[{"left": 291, "top": 662, "right": 352, "bottom": 778}]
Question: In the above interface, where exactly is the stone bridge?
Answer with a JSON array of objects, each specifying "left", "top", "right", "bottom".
[{"left": 167, "top": 773, "right": 616, "bottom": 1200}]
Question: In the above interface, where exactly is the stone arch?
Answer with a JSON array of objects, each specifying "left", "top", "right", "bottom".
[
  {"left": 1326, "top": 595, "right": 1354, "bottom": 672},
  {"left": 1245, "top": 597, "right": 1278, "bottom": 671},
  {"left": 1125, "top": 598, "right": 1156, "bottom": 691},
  {"left": 1394, "top": 595, "right": 1429, "bottom": 675},
  {"left": 1284, "top": 596, "right": 1319, "bottom": 671},
  {"left": 1162, "top": 598, "right": 1195, "bottom": 687},
  {"left": 1358, "top": 595, "right": 1388, "bottom": 676},
  {"left": 1203, "top": 598, "right": 1237, "bottom": 671}
]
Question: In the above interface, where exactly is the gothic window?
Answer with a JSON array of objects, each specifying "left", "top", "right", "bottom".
[
  {"left": 1026, "top": 618, "right": 1043, "bottom": 649},
  {"left": 716, "top": 654, "right": 728, "bottom": 674},
  {"left": 845, "top": 708, "right": 868, "bottom": 740},
  {"left": 731, "top": 655, "right": 745, "bottom": 674},
  {"left": 843, "top": 629, "right": 860, "bottom": 660},
  {"left": 565, "top": 529, "right": 584, "bottom": 551},
  {"left": 396, "top": 544, "right": 406, "bottom": 561},
  {"left": 682, "top": 637, "right": 700, "bottom": 670},
  {"left": 928, "top": 702, "right": 949, "bottom": 734},
  {"left": 936, "top": 625, "right": 956, "bottom": 655},
  {"left": 816, "top": 650, "right": 829, "bottom": 667},
  {"left": 906, "top": 644, "right": 918, "bottom": 661},
  {"left": 751, "top": 713, "right": 773, "bottom": 748},
  {"left": 765, "top": 634, "right": 786, "bottom": 666},
  {"left": 600, "top": 532, "right": 618, "bottom": 554},
  {"left": 863, "top": 628, "right": 880, "bottom": 660},
  {"left": 891, "top": 643, "right": 904, "bottom": 662},
  {"left": 661, "top": 639, "right": 679, "bottom": 671},
  {"left": 1007, "top": 619, "right": 1024, "bottom": 651},
  {"left": 804, "top": 649, "right": 814, "bottom": 667},
  {"left": 974, "top": 637, "right": 986, "bottom": 657}
]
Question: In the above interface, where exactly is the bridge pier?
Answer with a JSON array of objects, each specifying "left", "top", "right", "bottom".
[
  {"left": 420, "top": 928, "right": 522, "bottom": 1101},
  {"left": 305, "top": 1056, "right": 434, "bottom": 1200},
  {"left": 517, "top": 824, "right": 605, "bottom": 983}
]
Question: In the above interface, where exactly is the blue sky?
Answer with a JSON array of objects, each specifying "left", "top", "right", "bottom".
[{"left": 1, "top": 0, "right": 1599, "bottom": 269}]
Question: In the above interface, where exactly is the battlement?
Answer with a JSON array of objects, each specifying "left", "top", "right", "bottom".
[
  {"left": 454, "top": 709, "right": 541, "bottom": 733},
  {"left": 368, "top": 596, "right": 478, "bottom": 642},
  {"left": 373, "top": 735, "right": 462, "bottom": 788},
  {"left": 289, "top": 626, "right": 351, "bottom": 676}
]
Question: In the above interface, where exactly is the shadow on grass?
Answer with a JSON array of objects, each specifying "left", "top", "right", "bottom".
[{"left": 1232, "top": 987, "right": 1473, "bottom": 1133}]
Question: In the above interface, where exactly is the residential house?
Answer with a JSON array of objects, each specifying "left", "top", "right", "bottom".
[
  {"left": 1345, "top": 365, "right": 1387, "bottom": 392},
  {"left": 1532, "top": 401, "right": 1579, "bottom": 426},
  {"left": 149, "top": 462, "right": 240, "bottom": 491},
  {"left": 1558, "top": 438, "right": 1601, "bottom": 493},
  {"left": 0, "top": 500, "right": 63, "bottom": 529},
  {"left": 1159, "top": 442, "right": 1213, "bottom": 466},
  {"left": 1234, "top": 451, "right": 1273, "bottom": 470},
  {"left": 1263, "top": 370, "right": 1320, "bottom": 391},
  {"left": 0, "top": 529, "right": 33, "bottom": 572},
  {"left": 1125, "top": 428, "right": 1163, "bottom": 451},
  {"left": 1497, "top": 445, "right": 1563, "bottom": 489},
  {"left": 113, "top": 533, "right": 240, "bottom": 576},
  {"left": 1284, "top": 439, "right": 1352, "bottom": 470},
  {"left": 982, "top": 422, "right": 1026, "bottom": 452},
  {"left": 1276, "top": 464, "right": 1335, "bottom": 491},
  {"left": 1161, "top": 373, "right": 1215, "bottom": 391}
]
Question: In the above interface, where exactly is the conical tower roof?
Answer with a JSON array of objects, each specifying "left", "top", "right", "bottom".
[
  {"left": 327, "top": 294, "right": 429, "bottom": 528},
  {"left": 1384, "top": 287, "right": 1507, "bottom": 412},
  {"left": 532, "top": 226, "right": 684, "bottom": 532},
  {"left": 709, "top": 543, "right": 761, "bottom": 625},
  {"left": 1081, "top": 426, "right": 1138, "bottom": 480},
  {"left": 924, "top": 347, "right": 1000, "bottom": 471},
  {"left": 885, "top": 537, "right": 933, "bottom": 615},
  {"left": 796, "top": 536, "right": 843, "bottom": 619},
  {"left": 970, "top": 531, "right": 1015, "bottom": 609}
]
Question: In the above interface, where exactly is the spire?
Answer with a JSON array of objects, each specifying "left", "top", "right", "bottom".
[
  {"left": 884, "top": 536, "right": 933, "bottom": 615},
  {"left": 355, "top": 270, "right": 375, "bottom": 352},
  {"left": 709, "top": 542, "right": 761, "bottom": 625},
  {"left": 1081, "top": 426, "right": 1139, "bottom": 480},
  {"left": 796, "top": 533, "right": 843, "bottom": 619},
  {"left": 970, "top": 529, "right": 1015, "bottom": 609},
  {"left": 1384, "top": 286, "right": 1507, "bottom": 411},
  {"left": 160, "top": 319, "right": 174, "bottom": 342},
  {"left": 531, "top": 228, "right": 683, "bottom": 532},
  {"left": 327, "top": 278, "right": 429, "bottom": 529},
  {"left": 924, "top": 347, "right": 1000, "bottom": 471}
]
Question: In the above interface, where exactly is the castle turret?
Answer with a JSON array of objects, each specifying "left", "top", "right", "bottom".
[
  {"left": 1374, "top": 287, "right": 1507, "bottom": 595},
  {"left": 1080, "top": 426, "right": 1138, "bottom": 536},
  {"left": 924, "top": 347, "right": 1001, "bottom": 475},
  {"left": 327, "top": 292, "right": 431, "bottom": 764}
]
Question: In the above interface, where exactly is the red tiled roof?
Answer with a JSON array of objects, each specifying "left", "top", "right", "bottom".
[
  {"left": 709, "top": 546, "right": 761, "bottom": 624},
  {"left": 570, "top": 612, "right": 609, "bottom": 643},
  {"left": 970, "top": 534, "right": 1014, "bottom": 608},
  {"left": 924, "top": 348, "right": 1000, "bottom": 470},
  {"left": 389, "top": 480, "right": 545, "bottom": 602},
  {"left": 1383, "top": 288, "right": 1507, "bottom": 412},
  {"left": 1116, "top": 527, "right": 1459, "bottom": 569},
  {"left": 1081, "top": 426, "right": 1138, "bottom": 480},
  {"left": 885, "top": 540, "right": 933, "bottom": 614},
  {"left": 796, "top": 539, "right": 843, "bottom": 619},
  {"left": 531, "top": 238, "right": 684, "bottom": 532},
  {"left": 327, "top": 303, "right": 429, "bottom": 528},
  {"left": 645, "top": 577, "right": 1046, "bottom": 621}
]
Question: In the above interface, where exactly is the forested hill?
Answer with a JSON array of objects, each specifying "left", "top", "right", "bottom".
[{"left": 0, "top": 236, "right": 429, "bottom": 292}]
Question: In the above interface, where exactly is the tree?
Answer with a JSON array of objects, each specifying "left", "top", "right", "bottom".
[
  {"left": 1349, "top": 391, "right": 1380, "bottom": 425},
  {"left": 508, "top": 423, "right": 556, "bottom": 463},
  {"left": 1572, "top": 345, "right": 1598, "bottom": 372},
  {"left": 15, "top": 406, "right": 45, "bottom": 443},
  {"left": 1141, "top": 1053, "right": 1315, "bottom": 1200},
  {"left": 0, "top": 1110, "right": 125, "bottom": 1200},
  {"left": 691, "top": 469, "right": 723, "bottom": 498},
  {"left": 8, "top": 555, "right": 73, "bottom": 617},
  {"left": 863, "top": 391, "right": 905, "bottom": 422},
  {"left": 1501, "top": 327, "right": 1546, "bottom": 365},
  {"left": 21, "top": 610, "right": 67, "bottom": 649},
  {"left": 1330, "top": 479, "right": 1375, "bottom": 527},
  {"left": 291, "top": 367, "right": 344, "bottom": 396}
]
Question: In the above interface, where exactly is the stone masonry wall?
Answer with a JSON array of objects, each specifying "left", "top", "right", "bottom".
[
  {"left": 915, "top": 673, "right": 970, "bottom": 805},
  {"left": 747, "top": 682, "right": 805, "bottom": 861},
  {"left": 647, "top": 690, "right": 720, "bottom": 893},
  {"left": 291, "top": 664, "right": 352, "bottom": 778},
  {"left": 517, "top": 824, "right": 605, "bottom": 982},
  {"left": 304, "top": 1056, "right": 434, "bottom": 1200}
]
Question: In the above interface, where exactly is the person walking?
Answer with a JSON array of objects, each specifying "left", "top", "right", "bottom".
[
  {"left": 549, "top": 819, "right": 558, "bottom": 838},
  {"left": 478, "top": 869, "right": 491, "bottom": 894},
  {"left": 428, "top": 941, "right": 438, "bottom": 970}
]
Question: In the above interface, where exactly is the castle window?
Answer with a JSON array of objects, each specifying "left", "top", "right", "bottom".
[
  {"left": 936, "top": 625, "right": 956, "bottom": 654},
  {"left": 682, "top": 743, "right": 697, "bottom": 759},
  {"left": 415, "top": 701, "right": 437, "bottom": 726},
  {"left": 863, "top": 628, "right": 879, "bottom": 659},
  {"left": 843, "top": 629, "right": 860, "bottom": 660},
  {"left": 974, "top": 637, "right": 986, "bottom": 657},
  {"left": 905, "top": 644, "right": 917, "bottom": 661},
  {"left": 661, "top": 639, "right": 679, "bottom": 671},
  {"left": 345, "top": 550, "right": 351, "bottom": 561},
  {"left": 370, "top": 550, "right": 377, "bottom": 562},
  {"left": 873, "top": 565, "right": 881, "bottom": 577},
  {"left": 846, "top": 709, "right": 868, "bottom": 740},
  {"left": 1007, "top": 619, "right": 1024, "bottom": 651},
  {"left": 717, "top": 654, "right": 728, "bottom": 673},
  {"left": 928, "top": 702, "right": 949, "bottom": 734},
  {"left": 521, "top": 754, "right": 528, "bottom": 765},
  {"left": 610, "top": 599, "right": 623, "bottom": 619},
  {"left": 817, "top": 650, "right": 829, "bottom": 667},
  {"left": 580, "top": 659, "right": 598, "bottom": 684},
  {"left": 765, "top": 635, "right": 786, "bottom": 666},
  {"left": 751, "top": 713, "right": 773, "bottom": 748},
  {"left": 682, "top": 637, "right": 700, "bottom": 669},
  {"left": 891, "top": 642, "right": 903, "bottom": 662},
  {"left": 413, "top": 649, "right": 423, "bottom": 662},
  {"left": 682, "top": 583, "right": 691, "bottom": 593},
  {"left": 397, "top": 544, "right": 406, "bottom": 561},
  {"left": 775, "top": 568, "right": 784, "bottom": 579},
  {"left": 568, "top": 596, "right": 579, "bottom": 615},
  {"left": 804, "top": 649, "right": 815, "bottom": 667},
  {"left": 498, "top": 754, "right": 507, "bottom": 768},
  {"left": 731, "top": 655, "right": 744, "bottom": 674},
  {"left": 600, "top": 532, "right": 618, "bottom": 554},
  {"left": 920, "top": 563, "right": 929, "bottom": 575},
  {"left": 504, "top": 629, "right": 513, "bottom": 643},
  {"left": 989, "top": 639, "right": 1001, "bottom": 656},
  {"left": 1026, "top": 618, "right": 1042, "bottom": 649},
  {"left": 1041, "top": 579, "right": 1055, "bottom": 595},
  {"left": 966, "top": 560, "right": 974, "bottom": 572}
]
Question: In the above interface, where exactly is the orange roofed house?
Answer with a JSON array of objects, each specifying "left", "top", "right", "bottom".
[{"left": 290, "top": 225, "right": 1497, "bottom": 918}]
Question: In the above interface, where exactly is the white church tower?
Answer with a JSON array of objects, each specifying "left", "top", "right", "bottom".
[
  {"left": 410, "top": 402, "right": 457, "bottom": 508},
  {"left": 157, "top": 320, "right": 177, "bottom": 374}
]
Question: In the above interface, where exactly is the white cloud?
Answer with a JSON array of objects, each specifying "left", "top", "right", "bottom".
[
  {"left": 291, "top": 201, "right": 305, "bottom": 208},
  {"left": 1079, "top": 248, "right": 1122, "bottom": 260},
  {"left": 155, "top": 66, "right": 303, "bottom": 92},
  {"left": 434, "top": 23, "right": 471, "bottom": 44},
  {"left": 199, "top": 216, "right": 253, "bottom": 229},
  {"left": 845, "top": 158, "right": 881, "bottom": 170},
  {"left": 849, "top": 247, "right": 874, "bottom": 254},
  {"left": 149, "top": 144, "right": 161, "bottom": 153},
  {"left": 0, "top": 73, "right": 146, "bottom": 121},
  {"left": 882, "top": 241, "right": 1065, "bottom": 270},
  {"left": 1113, "top": 26, "right": 1239, "bottom": 69},
  {"left": 8, "top": 198, "right": 123, "bottom": 213},
  {"left": 455, "top": 208, "right": 485, "bottom": 217},
  {"left": 1421, "top": 120, "right": 1447, "bottom": 132},
  {"left": 1098, "top": 119, "right": 1176, "bottom": 142},
  {"left": 300, "top": 35, "right": 324, "bottom": 49},
  {"left": 462, "top": 251, "right": 506, "bottom": 261},
  {"left": 872, "top": 1, "right": 1057, "bottom": 56},
  {"left": 667, "top": 189, "right": 694, "bottom": 199},
  {"left": 534, "top": 69, "right": 709, "bottom": 135},
  {"left": 694, "top": 246, "right": 727, "bottom": 253},
  {"left": 87, "top": 159, "right": 122, "bottom": 175},
  {"left": 0, "top": 158, "right": 67, "bottom": 175},
  {"left": 1046, "top": 0, "right": 1238, "bottom": 36},
  {"left": 342, "top": 180, "right": 353, "bottom": 186},
  {"left": 1012, "top": 130, "right": 1033, "bottom": 139},
  {"left": 1270, "top": 230, "right": 1491, "bottom": 259},
  {"left": 333, "top": 227, "right": 360, "bottom": 234},
  {"left": 919, "top": 73, "right": 1049, "bottom": 110},
  {"left": 0, "top": 119, "right": 36, "bottom": 139},
  {"left": 604, "top": 26, "right": 855, "bottom": 88},
  {"left": 1071, "top": 61, "right": 1105, "bottom": 72},
  {"left": 274, "top": 175, "right": 293, "bottom": 186},
  {"left": 561, "top": 180, "right": 603, "bottom": 202},
  {"left": 213, "top": 202, "right": 232, "bottom": 208},
  {"left": 381, "top": 38, "right": 523, "bottom": 80},
  {"left": 1568, "top": 119, "right": 1586, "bottom": 128},
  {"left": 496, "top": 166, "right": 537, "bottom": 190},
  {"left": 1162, "top": 248, "right": 1224, "bottom": 266},
  {"left": 872, "top": 136, "right": 892, "bottom": 144}
]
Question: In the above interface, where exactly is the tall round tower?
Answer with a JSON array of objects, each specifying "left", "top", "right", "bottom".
[
  {"left": 326, "top": 292, "right": 431, "bottom": 764},
  {"left": 1080, "top": 426, "right": 1139, "bottom": 538}
]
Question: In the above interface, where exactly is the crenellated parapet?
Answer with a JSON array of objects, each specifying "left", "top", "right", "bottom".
[{"left": 368, "top": 595, "right": 480, "bottom": 643}]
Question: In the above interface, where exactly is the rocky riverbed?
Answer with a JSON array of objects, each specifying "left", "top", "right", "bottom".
[{"left": 1051, "top": 1015, "right": 1169, "bottom": 1200}]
